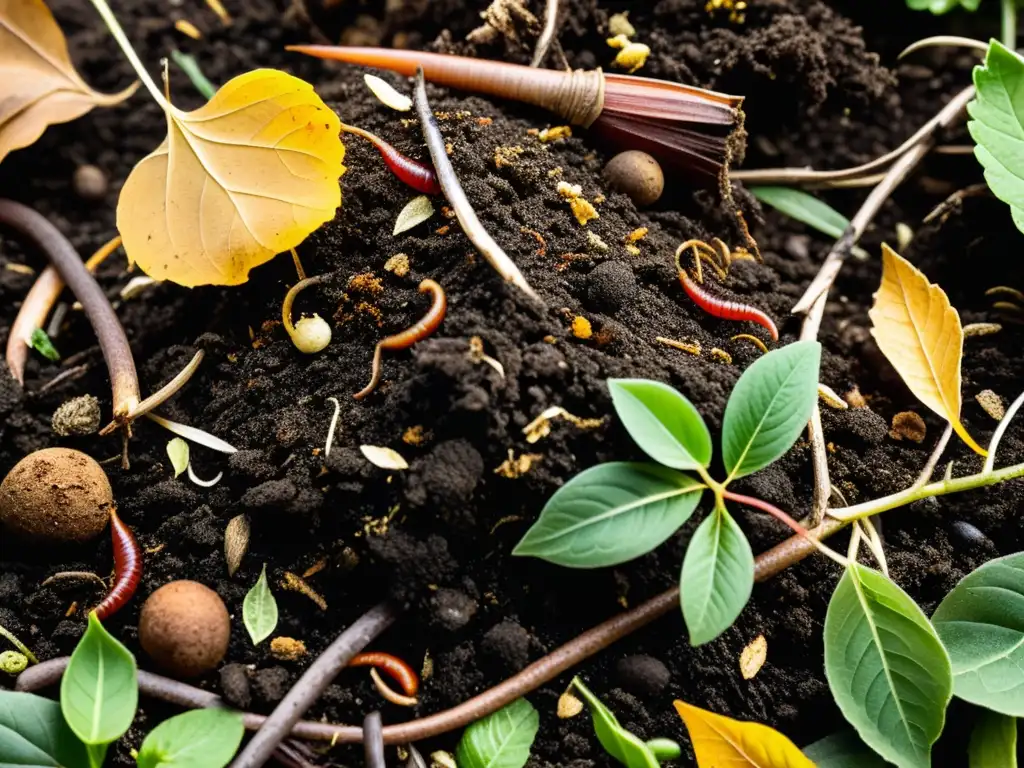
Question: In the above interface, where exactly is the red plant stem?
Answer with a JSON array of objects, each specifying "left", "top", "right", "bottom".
[
  {"left": 339, "top": 123, "right": 441, "bottom": 195},
  {"left": 93, "top": 509, "right": 142, "bottom": 621},
  {"left": 17, "top": 518, "right": 842, "bottom": 747},
  {"left": 721, "top": 490, "right": 806, "bottom": 538},
  {"left": 348, "top": 651, "right": 419, "bottom": 695},
  {"left": 354, "top": 279, "right": 447, "bottom": 399},
  {"left": 678, "top": 270, "right": 778, "bottom": 341}
]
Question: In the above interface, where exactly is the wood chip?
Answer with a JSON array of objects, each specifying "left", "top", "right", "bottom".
[
  {"left": 964, "top": 322, "right": 1002, "bottom": 338},
  {"left": 280, "top": 571, "right": 327, "bottom": 610},
  {"left": 740, "top": 634, "right": 767, "bottom": 680},
  {"left": 558, "top": 690, "right": 584, "bottom": 718},
  {"left": 889, "top": 411, "right": 927, "bottom": 443},
  {"left": 224, "top": 514, "right": 250, "bottom": 577},
  {"left": 976, "top": 389, "right": 1005, "bottom": 421},
  {"left": 817, "top": 383, "right": 848, "bottom": 410},
  {"left": 494, "top": 450, "right": 543, "bottom": 479},
  {"left": 270, "top": 636, "right": 307, "bottom": 661}
]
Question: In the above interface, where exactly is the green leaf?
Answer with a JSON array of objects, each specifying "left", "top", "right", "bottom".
[
  {"left": 968, "top": 41, "right": 1024, "bottom": 233},
  {"left": 607, "top": 379, "right": 712, "bottom": 469},
  {"left": 824, "top": 563, "right": 952, "bottom": 768},
  {"left": 572, "top": 677, "right": 660, "bottom": 768},
  {"left": 679, "top": 505, "right": 754, "bottom": 646},
  {"left": 932, "top": 552, "right": 1024, "bottom": 716},
  {"left": 512, "top": 462, "right": 703, "bottom": 568},
  {"left": 455, "top": 698, "right": 539, "bottom": 768},
  {"left": 60, "top": 612, "right": 138, "bottom": 746},
  {"left": 29, "top": 329, "right": 59, "bottom": 362},
  {"left": 243, "top": 564, "right": 278, "bottom": 645},
  {"left": 137, "top": 709, "right": 245, "bottom": 768},
  {"left": 166, "top": 438, "right": 189, "bottom": 478},
  {"left": 905, "top": 0, "right": 981, "bottom": 12},
  {"left": 721, "top": 340, "right": 821, "bottom": 480},
  {"left": 968, "top": 708, "right": 1017, "bottom": 768},
  {"left": 0, "top": 690, "right": 89, "bottom": 767},
  {"left": 749, "top": 187, "right": 849, "bottom": 239},
  {"left": 169, "top": 49, "right": 217, "bottom": 100},
  {"left": 802, "top": 730, "right": 888, "bottom": 767}
]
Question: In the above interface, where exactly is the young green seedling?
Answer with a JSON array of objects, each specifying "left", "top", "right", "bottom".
[
  {"left": 573, "top": 677, "right": 680, "bottom": 767},
  {"left": 515, "top": 341, "right": 828, "bottom": 644}
]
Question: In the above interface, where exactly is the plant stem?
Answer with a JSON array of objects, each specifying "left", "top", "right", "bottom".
[
  {"left": 830, "top": 459, "right": 1024, "bottom": 521},
  {"left": 1004, "top": 0, "right": 1018, "bottom": 49},
  {"left": 88, "top": 0, "right": 171, "bottom": 110},
  {"left": 984, "top": 389, "right": 1024, "bottom": 473}
]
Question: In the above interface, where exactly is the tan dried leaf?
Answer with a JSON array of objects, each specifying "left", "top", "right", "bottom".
[
  {"left": 224, "top": 513, "right": 250, "bottom": 577},
  {"left": 558, "top": 690, "right": 584, "bottom": 718},
  {"left": 739, "top": 634, "right": 767, "bottom": 680},
  {"left": 0, "top": 0, "right": 138, "bottom": 164},
  {"left": 868, "top": 245, "right": 986, "bottom": 456}
]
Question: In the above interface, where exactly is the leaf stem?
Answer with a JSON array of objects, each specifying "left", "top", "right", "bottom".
[
  {"left": 984, "top": 388, "right": 1024, "bottom": 473},
  {"left": 87, "top": 0, "right": 171, "bottom": 110},
  {"left": 1003, "top": 0, "right": 1018, "bottom": 50}
]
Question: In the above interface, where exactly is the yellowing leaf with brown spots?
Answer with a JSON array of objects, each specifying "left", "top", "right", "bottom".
[
  {"left": 0, "top": 0, "right": 137, "bottom": 164},
  {"left": 118, "top": 69, "right": 345, "bottom": 287},
  {"left": 868, "top": 244, "right": 986, "bottom": 456},
  {"left": 674, "top": 700, "right": 814, "bottom": 768}
]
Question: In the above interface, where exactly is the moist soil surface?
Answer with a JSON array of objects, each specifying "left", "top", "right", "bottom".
[{"left": 2, "top": 0, "right": 1023, "bottom": 765}]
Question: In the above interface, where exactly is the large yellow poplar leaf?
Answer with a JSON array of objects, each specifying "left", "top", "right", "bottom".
[
  {"left": 868, "top": 244, "right": 986, "bottom": 456},
  {"left": 117, "top": 69, "right": 345, "bottom": 287},
  {"left": 0, "top": 0, "right": 137, "bottom": 164},
  {"left": 673, "top": 700, "right": 814, "bottom": 768}
]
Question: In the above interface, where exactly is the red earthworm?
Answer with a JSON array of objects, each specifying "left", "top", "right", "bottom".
[
  {"left": 339, "top": 123, "right": 441, "bottom": 195},
  {"left": 354, "top": 279, "right": 447, "bottom": 400},
  {"left": 93, "top": 509, "right": 142, "bottom": 621},
  {"left": 348, "top": 651, "right": 420, "bottom": 696},
  {"left": 674, "top": 242, "right": 778, "bottom": 341}
]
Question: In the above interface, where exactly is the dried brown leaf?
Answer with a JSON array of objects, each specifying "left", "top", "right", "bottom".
[{"left": 224, "top": 513, "right": 250, "bottom": 577}]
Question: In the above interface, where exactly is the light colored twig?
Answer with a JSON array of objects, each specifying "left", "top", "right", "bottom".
[{"left": 530, "top": 0, "right": 559, "bottom": 68}]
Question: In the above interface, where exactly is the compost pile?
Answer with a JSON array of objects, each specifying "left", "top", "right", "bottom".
[{"left": 2, "top": 0, "right": 1023, "bottom": 764}]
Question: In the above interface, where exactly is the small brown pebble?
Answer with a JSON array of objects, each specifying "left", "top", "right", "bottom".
[
  {"left": 602, "top": 150, "right": 664, "bottom": 207},
  {"left": 51, "top": 395, "right": 101, "bottom": 437},
  {"left": 0, "top": 448, "right": 112, "bottom": 543},
  {"left": 72, "top": 165, "right": 108, "bottom": 202},
  {"left": 890, "top": 411, "right": 927, "bottom": 443},
  {"left": 139, "top": 580, "right": 230, "bottom": 678},
  {"left": 270, "top": 637, "right": 307, "bottom": 661}
]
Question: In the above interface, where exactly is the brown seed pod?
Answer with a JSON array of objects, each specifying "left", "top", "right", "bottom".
[
  {"left": 139, "top": 580, "right": 231, "bottom": 678},
  {"left": 602, "top": 150, "right": 664, "bottom": 206}
]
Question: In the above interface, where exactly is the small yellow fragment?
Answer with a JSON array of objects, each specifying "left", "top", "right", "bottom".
[
  {"left": 613, "top": 42, "right": 651, "bottom": 73},
  {"left": 740, "top": 634, "right": 767, "bottom": 679},
  {"left": 539, "top": 126, "right": 572, "bottom": 142},
  {"left": 608, "top": 12, "right": 636, "bottom": 37},
  {"left": 174, "top": 19, "right": 202, "bottom": 39},
  {"left": 570, "top": 198, "right": 599, "bottom": 226},
  {"left": 890, "top": 411, "right": 927, "bottom": 444},
  {"left": 656, "top": 336, "right": 701, "bottom": 355},
  {"left": 572, "top": 316, "right": 593, "bottom": 339},
  {"left": 431, "top": 752, "right": 457, "bottom": 768},
  {"left": 964, "top": 322, "right": 1002, "bottom": 337},
  {"left": 558, "top": 691, "right": 585, "bottom": 718},
  {"left": 270, "top": 637, "right": 307, "bottom": 661},
  {"left": 976, "top": 389, "right": 1005, "bottom": 421},
  {"left": 204, "top": 0, "right": 232, "bottom": 24},
  {"left": 606, "top": 33, "right": 630, "bottom": 49},
  {"left": 384, "top": 253, "right": 410, "bottom": 277},
  {"left": 494, "top": 145, "right": 525, "bottom": 168},
  {"left": 523, "top": 406, "right": 604, "bottom": 443},
  {"left": 4, "top": 263, "right": 34, "bottom": 276},
  {"left": 495, "top": 450, "right": 544, "bottom": 479},
  {"left": 817, "top": 383, "right": 849, "bottom": 410},
  {"left": 280, "top": 572, "right": 327, "bottom": 610},
  {"left": 710, "top": 348, "right": 733, "bottom": 364},
  {"left": 624, "top": 227, "right": 648, "bottom": 256}
]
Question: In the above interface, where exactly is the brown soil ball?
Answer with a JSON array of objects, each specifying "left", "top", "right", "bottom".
[
  {"left": 602, "top": 150, "right": 664, "bottom": 207},
  {"left": 0, "top": 447, "right": 113, "bottom": 543},
  {"left": 139, "top": 581, "right": 231, "bottom": 678},
  {"left": 72, "top": 164, "right": 108, "bottom": 202}
]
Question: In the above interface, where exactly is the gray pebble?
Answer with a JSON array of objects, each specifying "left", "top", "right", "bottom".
[
  {"left": 615, "top": 654, "right": 670, "bottom": 697},
  {"left": 481, "top": 620, "right": 532, "bottom": 671},
  {"left": 253, "top": 666, "right": 291, "bottom": 704},
  {"left": 587, "top": 261, "right": 637, "bottom": 314},
  {"left": 219, "top": 663, "right": 251, "bottom": 708},
  {"left": 52, "top": 395, "right": 101, "bottom": 436},
  {"left": 431, "top": 588, "right": 478, "bottom": 632},
  {"left": 73, "top": 165, "right": 108, "bottom": 202}
]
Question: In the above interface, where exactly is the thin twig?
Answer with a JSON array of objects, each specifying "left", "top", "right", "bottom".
[
  {"left": 731, "top": 86, "right": 975, "bottom": 188},
  {"left": 899, "top": 35, "right": 989, "bottom": 58},
  {"left": 530, "top": 0, "right": 560, "bottom": 68},
  {"left": 40, "top": 571, "right": 107, "bottom": 590},
  {"left": 129, "top": 350, "right": 204, "bottom": 421},
  {"left": 413, "top": 70, "right": 540, "bottom": 302},
  {"left": 33, "top": 363, "right": 89, "bottom": 396},
  {"left": 984, "top": 389, "right": 1024, "bottom": 473},
  {"left": 913, "top": 423, "right": 953, "bottom": 490},
  {"left": 228, "top": 602, "right": 399, "bottom": 768},
  {"left": 0, "top": 202, "right": 139, "bottom": 420},
  {"left": 363, "top": 711, "right": 385, "bottom": 768}
]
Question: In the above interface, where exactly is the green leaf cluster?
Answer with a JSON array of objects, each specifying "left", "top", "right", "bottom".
[
  {"left": 1, "top": 611, "right": 244, "bottom": 767},
  {"left": 514, "top": 341, "right": 822, "bottom": 645},
  {"left": 905, "top": 0, "right": 981, "bottom": 12}
]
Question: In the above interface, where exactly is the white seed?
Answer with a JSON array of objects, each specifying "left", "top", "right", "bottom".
[{"left": 290, "top": 315, "right": 332, "bottom": 354}]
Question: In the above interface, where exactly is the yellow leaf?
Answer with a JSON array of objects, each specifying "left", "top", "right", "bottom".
[
  {"left": 868, "top": 244, "right": 986, "bottom": 456},
  {"left": 117, "top": 69, "right": 345, "bottom": 287},
  {"left": 674, "top": 700, "right": 814, "bottom": 768},
  {"left": 0, "top": 0, "right": 137, "bottom": 163}
]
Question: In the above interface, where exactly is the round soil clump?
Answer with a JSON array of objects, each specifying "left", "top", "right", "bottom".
[
  {"left": 139, "top": 580, "right": 231, "bottom": 678},
  {"left": 0, "top": 447, "right": 113, "bottom": 543}
]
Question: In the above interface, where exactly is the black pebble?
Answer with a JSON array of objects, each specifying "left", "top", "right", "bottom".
[
  {"left": 253, "top": 666, "right": 291, "bottom": 704},
  {"left": 586, "top": 261, "right": 637, "bottom": 314},
  {"left": 220, "top": 663, "right": 252, "bottom": 709},
  {"left": 615, "top": 654, "right": 671, "bottom": 697},
  {"left": 950, "top": 520, "right": 993, "bottom": 549},
  {"left": 481, "top": 620, "right": 532, "bottom": 671}
]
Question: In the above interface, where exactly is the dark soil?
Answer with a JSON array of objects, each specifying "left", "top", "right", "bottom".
[{"left": 2, "top": 0, "right": 1023, "bottom": 765}]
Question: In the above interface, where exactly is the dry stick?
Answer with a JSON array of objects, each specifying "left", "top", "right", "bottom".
[
  {"left": 363, "top": 712, "right": 385, "bottom": 768},
  {"left": 730, "top": 85, "right": 975, "bottom": 188},
  {"left": 228, "top": 602, "right": 398, "bottom": 768},
  {"left": 6, "top": 234, "right": 122, "bottom": 385},
  {"left": 530, "top": 0, "right": 560, "bottom": 68},
  {"left": 0, "top": 201, "right": 140, "bottom": 419},
  {"left": 793, "top": 86, "right": 975, "bottom": 523},
  {"left": 412, "top": 69, "right": 541, "bottom": 303}
]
